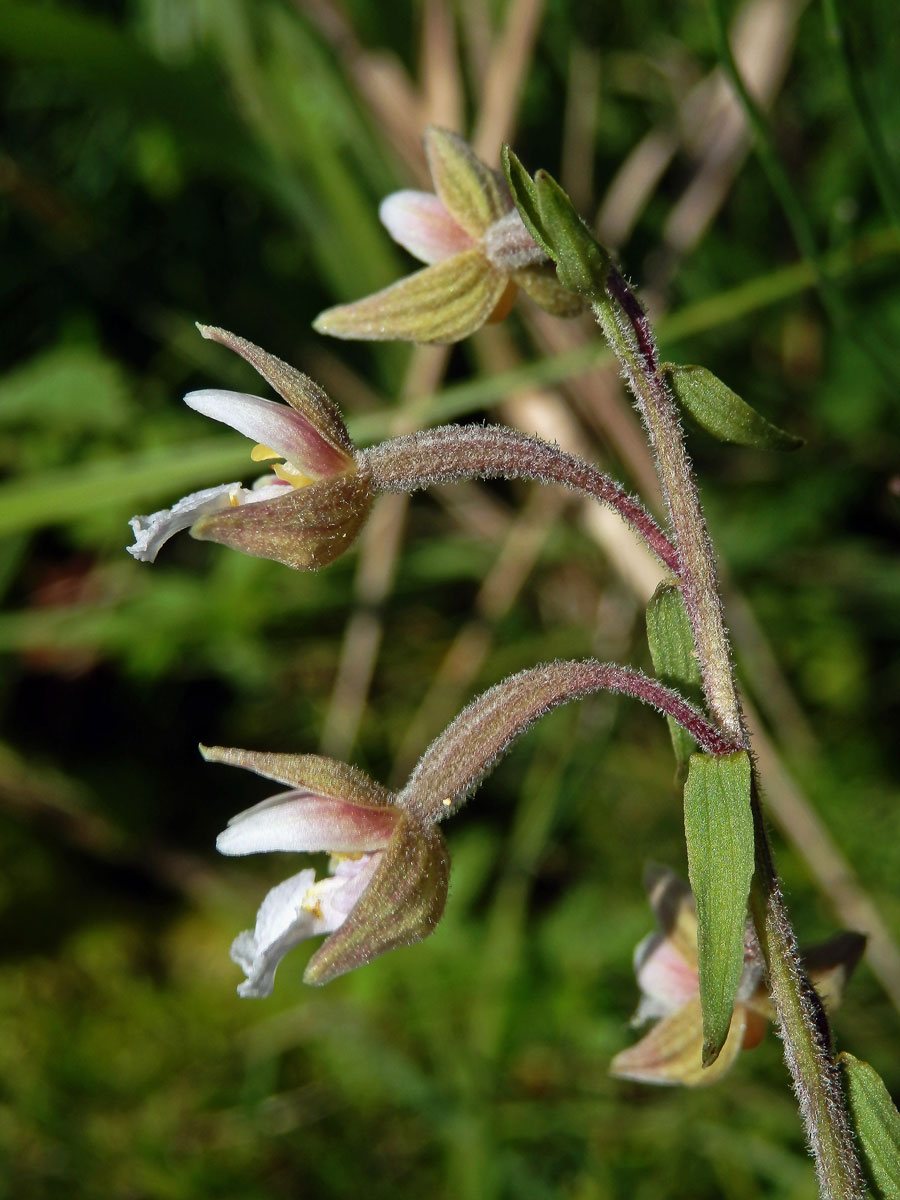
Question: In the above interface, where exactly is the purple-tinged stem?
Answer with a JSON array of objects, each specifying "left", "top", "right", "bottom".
[
  {"left": 592, "top": 271, "right": 745, "bottom": 743},
  {"left": 398, "top": 659, "right": 738, "bottom": 823},
  {"left": 595, "top": 266, "right": 862, "bottom": 1198},
  {"left": 359, "top": 426, "right": 680, "bottom": 575}
]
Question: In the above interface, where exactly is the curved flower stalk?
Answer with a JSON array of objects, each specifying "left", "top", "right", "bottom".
[
  {"left": 208, "top": 662, "right": 729, "bottom": 996},
  {"left": 127, "top": 326, "right": 373, "bottom": 569},
  {"left": 313, "top": 127, "right": 581, "bottom": 344},
  {"left": 611, "top": 867, "right": 865, "bottom": 1087}
]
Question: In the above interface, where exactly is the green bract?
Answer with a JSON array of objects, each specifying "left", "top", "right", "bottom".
[
  {"left": 665, "top": 364, "right": 803, "bottom": 450},
  {"left": 503, "top": 148, "right": 611, "bottom": 298},
  {"left": 646, "top": 583, "right": 703, "bottom": 777},
  {"left": 840, "top": 1053, "right": 900, "bottom": 1199},
  {"left": 683, "top": 750, "right": 755, "bottom": 1067}
]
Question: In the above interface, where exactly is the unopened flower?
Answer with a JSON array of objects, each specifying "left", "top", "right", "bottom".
[
  {"left": 127, "top": 326, "right": 373, "bottom": 570},
  {"left": 610, "top": 866, "right": 865, "bottom": 1087},
  {"left": 313, "top": 127, "right": 581, "bottom": 344},
  {"left": 205, "top": 745, "right": 449, "bottom": 995}
]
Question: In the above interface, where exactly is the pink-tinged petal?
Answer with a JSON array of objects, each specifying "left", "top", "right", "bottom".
[
  {"left": 310, "top": 854, "right": 382, "bottom": 925},
  {"left": 313, "top": 248, "right": 507, "bottom": 345},
  {"left": 184, "top": 390, "right": 349, "bottom": 480},
  {"left": 424, "top": 127, "right": 509, "bottom": 237},
  {"left": 634, "top": 933, "right": 699, "bottom": 1019},
  {"left": 230, "top": 868, "right": 321, "bottom": 997},
  {"left": 643, "top": 865, "right": 699, "bottom": 970},
  {"left": 196, "top": 326, "right": 355, "bottom": 466},
  {"left": 216, "top": 791, "right": 397, "bottom": 855},
  {"left": 379, "top": 190, "right": 475, "bottom": 264},
  {"left": 127, "top": 482, "right": 246, "bottom": 563},
  {"left": 610, "top": 995, "right": 747, "bottom": 1087}
]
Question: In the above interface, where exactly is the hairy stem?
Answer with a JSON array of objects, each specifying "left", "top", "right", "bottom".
[
  {"left": 749, "top": 782, "right": 866, "bottom": 1199},
  {"left": 594, "top": 265, "right": 863, "bottom": 1197},
  {"left": 399, "top": 658, "right": 738, "bottom": 823},
  {"left": 596, "top": 268, "right": 744, "bottom": 741},
  {"left": 359, "top": 425, "right": 680, "bottom": 573}
]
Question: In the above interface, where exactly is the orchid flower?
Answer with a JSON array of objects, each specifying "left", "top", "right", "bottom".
[
  {"left": 313, "top": 127, "right": 581, "bottom": 345},
  {"left": 610, "top": 867, "right": 865, "bottom": 1087},
  {"left": 205, "top": 745, "right": 449, "bottom": 995},
  {"left": 127, "top": 326, "right": 373, "bottom": 570}
]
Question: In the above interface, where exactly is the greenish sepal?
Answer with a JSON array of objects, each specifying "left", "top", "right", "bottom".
[
  {"left": 501, "top": 147, "right": 554, "bottom": 257},
  {"left": 502, "top": 148, "right": 610, "bottom": 297},
  {"left": 683, "top": 750, "right": 754, "bottom": 1067},
  {"left": 665, "top": 364, "right": 803, "bottom": 450},
  {"left": 533, "top": 170, "right": 610, "bottom": 296},
  {"left": 304, "top": 815, "right": 449, "bottom": 985},
  {"left": 646, "top": 583, "right": 703, "bottom": 777},
  {"left": 840, "top": 1052, "right": 900, "bottom": 1198},
  {"left": 192, "top": 470, "right": 374, "bottom": 570}
]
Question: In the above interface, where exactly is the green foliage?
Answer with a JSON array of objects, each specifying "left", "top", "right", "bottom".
[
  {"left": 665, "top": 364, "right": 803, "bottom": 451},
  {"left": 503, "top": 150, "right": 610, "bottom": 295},
  {"left": 646, "top": 582, "right": 702, "bottom": 774},
  {"left": 683, "top": 751, "right": 755, "bottom": 1066},
  {"left": 840, "top": 1053, "right": 900, "bottom": 1198}
]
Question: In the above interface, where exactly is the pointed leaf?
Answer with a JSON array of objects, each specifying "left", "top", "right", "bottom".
[
  {"left": 840, "top": 1053, "right": 900, "bottom": 1198},
  {"left": 683, "top": 750, "right": 754, "bottom": 1067},
  {"left": 647, "top": 583, "right": 704, "bottom": 776},
  {"left": 304, "top": 816, "right": 450, "bottom": 984},
  {"left": 424, "top": 127, "right": 507, "bottom": 238},
  {"left": 534, "top": 170, "right": 611, "bottom": 297},
  {"left": 501, "top": 148, "right": 554, "bottom": 258},
  {"left": 312, "top": 248, "right": 506, "bottom": 345},
  {"left": 191, "top": 471, "right": 374, "bottom": 569},
  {"left": 666, "top": 364, "right": 802, "bottom": 450}
]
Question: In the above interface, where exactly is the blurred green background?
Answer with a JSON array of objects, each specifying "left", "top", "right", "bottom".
[{"left": 1, "top": 0, "right": 899, "bottom": 1196}]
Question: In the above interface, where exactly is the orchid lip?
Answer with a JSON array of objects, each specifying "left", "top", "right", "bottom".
[
  {"left": 127, "top": 482, "right": 246, "bottom": 563},
  {"left": 229, "top": 854, "right": 382, "bottom": 997}
]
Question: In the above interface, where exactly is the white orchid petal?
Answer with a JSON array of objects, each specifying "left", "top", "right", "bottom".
[
  {"left": 127, "top": 482, "right": 247, "bottom": 563},
  {"left": 216, "top": 791, "right": 396, "bottom": 855},
  {"left": 379, "top": 190, "right": 475, "bottom": 264},
  {"left": 184, "top": 390, "right": 324, "bottom": 473},
  {"left": 231, "top": 868, "right": 325, "bottom": 998},
  {"left": 229, "top": 855, "right": 381, "bottom": 998}
]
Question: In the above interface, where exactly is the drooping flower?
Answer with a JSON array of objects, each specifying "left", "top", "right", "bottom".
[
  {"left": 312, "top": 127, "right": 582, "bottom": 345},
  {"left": 610, "top": 866, "right": 865, "bottom": 1087},
  {"left": 127, "top": 326, "right": 373, "bottom": 570},
  {"left": 205, "top": 745, "right": 449, "bottom": 995},
  {"left": 207, "top": 662, "right": 739, "bottom": 998}
]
